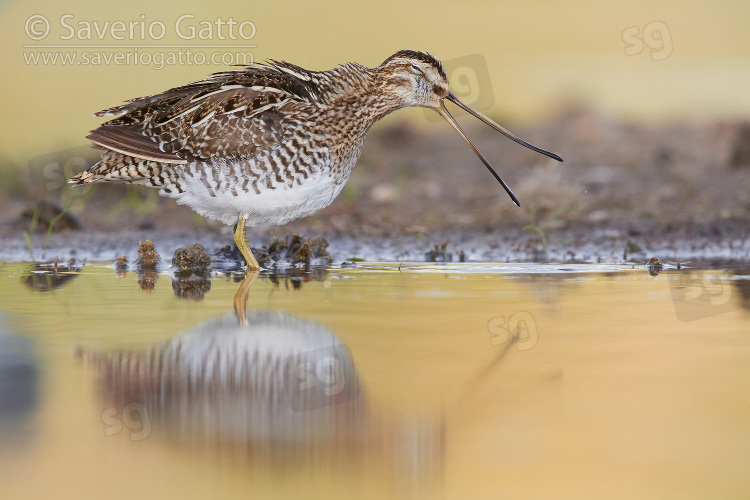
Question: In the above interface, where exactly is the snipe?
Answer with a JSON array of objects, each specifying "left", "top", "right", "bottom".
[{"left": 70, "top": 50, "right": 562, "bottom": 270}]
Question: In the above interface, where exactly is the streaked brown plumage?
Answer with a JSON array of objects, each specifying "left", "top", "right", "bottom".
[{"left": 69, "top": 50, "right": 562, "bottom": 270}]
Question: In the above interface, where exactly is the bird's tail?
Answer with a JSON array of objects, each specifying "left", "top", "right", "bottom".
[{"left": 68, "top": 151, "right": 161, "bottom": 186}]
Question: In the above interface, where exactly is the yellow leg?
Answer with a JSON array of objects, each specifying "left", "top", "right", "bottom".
[
  {"left": 233, "top": 271, "right": 258, "bottom": 324},
  {"left": 234, "top": 216, "right": 260, "bottom": 271}
]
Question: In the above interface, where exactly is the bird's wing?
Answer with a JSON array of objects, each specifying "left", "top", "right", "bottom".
[{"left": 87, "top": 63, "right": 320, "bottom": 163}]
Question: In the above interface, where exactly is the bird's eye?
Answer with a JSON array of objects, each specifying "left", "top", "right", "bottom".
[{"left": 411, "top": 64, "right": 422, "bottom": 74}]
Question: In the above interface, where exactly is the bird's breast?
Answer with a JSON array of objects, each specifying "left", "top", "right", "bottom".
[{"left": 159, "top": 113, "right": 370, "bottom": 226}]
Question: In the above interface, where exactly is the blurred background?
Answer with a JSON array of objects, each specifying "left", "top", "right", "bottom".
[
  {"left": 3, "top": 0, "right": 749, "bottom": 154},
  {"left": 1, "top": 0, "right": 750, "bottom": 254}
]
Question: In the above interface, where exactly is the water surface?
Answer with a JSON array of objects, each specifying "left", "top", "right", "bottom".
[{"left": 0, "top": 262, "right": 748, "bottom": 499}]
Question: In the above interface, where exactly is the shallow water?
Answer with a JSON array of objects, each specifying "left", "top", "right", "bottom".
[{"left": 0, "top": 262, "right": 749, "bottom": 499}]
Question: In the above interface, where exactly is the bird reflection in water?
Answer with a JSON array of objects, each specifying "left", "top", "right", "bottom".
[{"left": 78, "top": 273, "right": 441, "bottom": 490}]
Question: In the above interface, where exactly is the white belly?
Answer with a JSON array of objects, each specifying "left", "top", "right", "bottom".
[{"left": 164, "top": 161, "right": 346, "bottom": 226}]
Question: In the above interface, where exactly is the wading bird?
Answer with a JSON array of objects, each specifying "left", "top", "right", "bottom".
[{"left": 70, "top": 50, "right": 562, "bottom": 270}]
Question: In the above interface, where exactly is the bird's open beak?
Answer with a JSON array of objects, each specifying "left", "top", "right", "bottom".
[{"left": 434, "top": 92, "right": 563, "bottom": 207}]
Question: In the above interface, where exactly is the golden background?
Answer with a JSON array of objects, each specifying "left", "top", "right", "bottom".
[{"left": 2, "top": 0, "right": 750, "bottom": 168}]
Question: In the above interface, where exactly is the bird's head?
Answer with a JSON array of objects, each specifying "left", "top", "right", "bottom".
[
  {"left": 378, "top": 50, "right": 450, "bottom": 108},
  {"left": 378, "top": 50, "right": 563, "bottom": 206}
]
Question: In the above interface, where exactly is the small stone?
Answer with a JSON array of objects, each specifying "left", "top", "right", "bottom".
[
  {"left": 172, "top": 244, "right": 211, "bottom": 271},
  {"left": 647, "top": 256, "right": 663, "bottom": 266},
  {"left": 135, "top": 240, "right": 160, "bottom": 271},
  {"left": 256, "top": 233, "right": 331, "bottom": 266},
  {"left": 647, "top": 256, "right": 664, "bottom": 276},
  {"left": 115, "top": 255, "right": 128, "bottom": 273}
]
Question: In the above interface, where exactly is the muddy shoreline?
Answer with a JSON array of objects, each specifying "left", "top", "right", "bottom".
[
  {"left": 2, "top": 114, "right": 749, "bottom": 265},
  {"left": 2, "top": 222, "right": 748, "bottom": 267}
]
